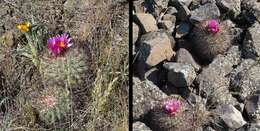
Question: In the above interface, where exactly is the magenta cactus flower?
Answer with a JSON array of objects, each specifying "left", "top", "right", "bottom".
[
  {"left": 47, "top": 33, "right": 72, "bottom": 56},
  {"left": 164, "top": 99, "right": 181, "bottom": 116},
  {"left": 207, "top": 19, "right": 219, "bottom": 33}
]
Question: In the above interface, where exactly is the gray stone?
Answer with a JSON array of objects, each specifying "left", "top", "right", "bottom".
[
  {"left": 216, "top": 0, "right": 241, "bottom": 17},
  {"left": 176, "top": 48, "right": 200, "bottom": 71},
  {"left": 190, "top": 3, "right": 220, "bottom": 24},
  {"left": 133, "top": 121, "right": 152, "bottom": 131},
  {"left": 203, "top": 126, "right": 216, "bottom": 131},
  {"left": 243, "top": 22, "right": 260, "bottom": 59},
  {"left": 248, "top": 123, "right": 260, "bottom": 131},
  {"left": 158, "top": 14, "right": 176, "bottom": 32},
  {"left": 134, "top": 0, "right": 145, "bottom": 13},
  {"left": 242, "top": 0, "right": 260, "bottom": 22},
  {"left": 133, "top": 22, "right": 140, "bottom": 45},
  {"left": 139, "top": 30, "right": 175, "bottom": 67},
  {"left": 158, "top": 20, "right": 175, "bottom": 31},
  {"left": 166, "top": 6, "right": 178, "bottom": 15},
  {"left": 188, "top": 93, "right": 204, "bottom": 105},
  {"left": 177, "top": 4, "right": 191, "bottom": 21},
  {"left": 217, "top": 104, "right": 246, "bottom": 129},
  {"left": 245, "top": 91, "right": 260, "bottom": 122},
  {"left": 201, "top": 0, "right": 216, "bottom": 4},
  {"left": 144, "top": 67, "right": 167, "bottom": 86},
  {"left": 162, "top": 14, "right": 176, "bottom": 22},
  {"left": 197, "top": 46, "right": 240, "bottom": 107},
  {"left": 133, "top": 77, "right": 168, "bottom": 120},
  {"left": 229, "top": 59, "right": 259, "bottom": 99},
  {"left": 175, "top": 22, "right": 191, "bottom": 38},
  {"left": 203, "top": 46, "right": 240, "bottom": 77},
  {"left": 169, "top": 0, "right": 193, "bottom": 7},
  {"left": 223, "top": 20, "right": 243, "bottom": 45},
  {"left": 156, "top": 0, "right": 171, "bottom": 9},
  {"left": 134, "top": 13, "right": 158, "bottom": 34},
  {"left": 133, "top": 23, "right": 139, "bottom": 55},
  {"left": 164, "top": 62, "right": 196, "bottom": 87}
]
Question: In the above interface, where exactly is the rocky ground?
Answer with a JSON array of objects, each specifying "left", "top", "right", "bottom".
[
  {"left": 133, "top": 0, "right": 260, "bottom": 130},
  {"left": 0, "top": 0, "right": 128, "bottom": 130}
]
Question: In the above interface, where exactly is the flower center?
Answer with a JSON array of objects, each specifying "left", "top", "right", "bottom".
[
  {"left": 42, "top": 96, "right": 57, "bottom": 108},
  {"left": 59, "top": 41, "right": 65, "bottom": 48},
  {"left": 165, "top": 99, "right": 181, "bottom": 116},
  {"left": 207, "top": 20, "right": 219, "bottom": 33}
]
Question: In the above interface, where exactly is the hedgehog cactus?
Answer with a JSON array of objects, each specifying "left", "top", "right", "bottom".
[
  {"left": 190, "top": 19, "right": 231, "bottom": 62},
  {"left": 31, "top": 87, "right": 72, "bottom": 124},
  {"left": 148, "top": 96, "right": 208, "bottom": 131},
  {"left": 40, "top": 47, "right": 87, "bottom": 88}
]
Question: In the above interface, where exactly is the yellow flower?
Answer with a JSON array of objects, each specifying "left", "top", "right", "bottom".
[{"left": 16, "top": 21, "right": 30, "bottom": 33}]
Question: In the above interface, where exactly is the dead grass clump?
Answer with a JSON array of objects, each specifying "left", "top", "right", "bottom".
[{"left": 0, "top": 0, "right": 128, "bottom": 130}]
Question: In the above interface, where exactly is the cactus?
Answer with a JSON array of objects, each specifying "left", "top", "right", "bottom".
[
  {"left": 148, "top": 95, "right": 208, "bottom": 131},
  {"left": 190, "top": 19, "right": 231, "bottom": 62},
  {"left": 30, "top": 86, "right": 72, "bottom": 124},
  {"left": 40, "top": 48, "right": 87, "bottom": 88}
]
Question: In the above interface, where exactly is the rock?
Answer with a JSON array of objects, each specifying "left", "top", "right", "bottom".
[
  {"left": 206, "top": 46, "right": 241, "bottom": 76},
  {"left": 169, "top": 0, "right": 193, "bottom": 7},
  {"left": 244, "top": 91, "right": 260, "bottom": 122},
  {"left": 187, "top": 93, "right": 204, "bottom": 105},
  {"left": 242, "top": 22, "right": 260, "bottom": 59},
  {"left": 133, "top": 121, "right": 152, "bottom": 131},
  {"left": 133, "top": 23, "right": 139, "bottom": 55},
  {"left": 143, "top": 0, "right": 158, "bottom": 16},
  {"left": 190, "top": 0, "right": 203, "bottom": 10},
  {"left": 158, "top": 14, "right": 176, "bottom": 32},
  {"left": 229, "top": 59, "right": 258, "bottom": 99},
  {"left": 175, "top": 22, "right": 191, "bottom": 38},
  {"left": 177, "top": 4, "right": 191, "bottom": 21},
  {"left": 201, "top": 0, "right": 216, "bottom": 4},
  {"left": 177, "top": 39, "right": 193, "bottom": 51},
  {"left": 203, "top": 126, "right": 216, "bottom": 131},
  {"left": 190, "top": 3, "right": 220, "bottom": 24},
  {"left": 235, "top": 103, "right": 245, "bottom": 112},
  {"left": 242, "top": 0, "right": 260, "bottom": 22},
  {"left": 166, "top": 6, "right": 178, "bottom": 15},
  {"left": 133, "top": 77, "right": 168, "bottom": 120},
  {"left": 138, "top": 30, "right": 175, "bottom": 67},
  {"left": 217, "top": 104, "right": 246, "bottom": 129},
  {"left": 223, "top": 19, "right": 243, "bottom": 45},
  {"left": 159, "top": 21, "right": 174, "bottom": 30},
  {"left": 176, "top": 48, "right": 200, "bottom": 71},
  {"left": 196, "top": 46, "right": 240, "bottom": 107},
  {"left": 164, "top": 62, "right": 196, "bottom": 87},
  {"left": 162, "top": 14, "right": 176, "bottom": 21},
  {"left": 216, "top": 0, "right": 241, "bottom": 17},
  {"left": 133, "top": 0, "right": 145, "bottom": 13},
  {"left": 156, "top": 0, "right": 171, "bottom": 9},
  {"left": 144, "top": 67, "right": 167, "bottom": 87},
  {"left": 248, "top": 123, "right": 260, "bottom": 131},
  {"left": 134, "top": 13, "right": 158, "bottom": 34},
  {"left": 133, "top": 22, "right": 140, "bottom": 45}
]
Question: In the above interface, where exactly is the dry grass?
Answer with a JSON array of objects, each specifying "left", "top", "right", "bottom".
[
  {"left": 0, "top": 0, "right": 128, "bottom": 130},
  {"left": 85, "top": 1, "right": 129, "bottom": 130}
]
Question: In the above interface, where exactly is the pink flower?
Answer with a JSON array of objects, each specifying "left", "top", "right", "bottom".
[
  {"left": 41, "top": 95, "right": 57, "bottom": 108},
  {"left": 164, "top": 99, "right": 181, "bottom": 116},
  {"left": 207, "top": 19, "right": 219, "bottom": 33},
  {"left": 47, "top": 33, "right": 72, "bottom": 56}
]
